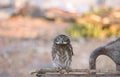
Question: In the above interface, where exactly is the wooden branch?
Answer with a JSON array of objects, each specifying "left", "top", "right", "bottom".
[
  {"left": 36, "top": 74, "right": 120, "bottom": 77},
  {"left": 31, "top": 68, "right": 90, "bottom": 75},
  {"left": 31, "top": 68, "right": 120, "bottom": 75}
]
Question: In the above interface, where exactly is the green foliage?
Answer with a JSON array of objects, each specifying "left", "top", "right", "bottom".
[
  {"left": 66, "top": 7, "right": 120, "bottom": 39},
  {"left": 66, "top": 22, "right": 120, "bottom": 39}
]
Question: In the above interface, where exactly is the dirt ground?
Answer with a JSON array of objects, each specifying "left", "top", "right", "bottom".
[{"left": 0, "top": 17, "right": 117, "bottom": 77}]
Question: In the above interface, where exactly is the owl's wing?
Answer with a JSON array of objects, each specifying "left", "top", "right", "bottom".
[
  {"left": 51, "top": 46, "right": 56, "bottom": 60},
  {"left": 68, "top": 44, "right": 74, "bottom": 56}
]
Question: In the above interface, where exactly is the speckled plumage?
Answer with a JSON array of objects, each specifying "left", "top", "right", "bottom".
[{"left": 52, "top": 35, "right": 73, "bottom": 73}]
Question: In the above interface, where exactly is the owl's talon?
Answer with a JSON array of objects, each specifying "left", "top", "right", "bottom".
[
  {"left": 66, "top": 67, "right": 71, "bottom": 73},
  {"left": 55, "top": 67, "right": 62, "bottom": 72},
  {"left": 55, "top": 67, "right": 65, "bottom": 74},
  {"left": 66, "top": 70, "right": 70, "bottom": 73},
  {"left": 58, "top": 70, "right": 64, "bottom": 74}
]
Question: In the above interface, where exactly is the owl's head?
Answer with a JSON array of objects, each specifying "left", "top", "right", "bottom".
[{"left": 54, "top": 34, "right": 70, "bottom": 45}]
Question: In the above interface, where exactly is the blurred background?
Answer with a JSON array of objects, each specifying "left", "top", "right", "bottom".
[{"left": 0, "top": 0, "right": 120, "bottom": 77}]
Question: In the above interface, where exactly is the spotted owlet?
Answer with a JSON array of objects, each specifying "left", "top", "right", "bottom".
[{"left": 52, "top": 34, "right": 73, "bottom": 73}]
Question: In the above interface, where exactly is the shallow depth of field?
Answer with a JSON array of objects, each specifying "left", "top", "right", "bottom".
[{"left": 0, "top": 0, "right": 120, "bottom": 77}]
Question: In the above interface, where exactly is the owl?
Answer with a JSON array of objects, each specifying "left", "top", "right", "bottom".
[{"left": 52, "top": 34, "right": 73, "bottom": 74}]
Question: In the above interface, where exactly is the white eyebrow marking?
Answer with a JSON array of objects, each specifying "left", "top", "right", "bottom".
[
  {"left": 63, "top": 42, "right": 67, "bottom": 44},
  {"left": 56, "top": 42, "right": 60, "bottom": 44}
]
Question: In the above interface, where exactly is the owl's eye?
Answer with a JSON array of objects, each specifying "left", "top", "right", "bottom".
[
  {"left": 55, "top": 41, "right": 61, "bottom": 44},
  {"left": 63, "top": 42, "right": 67, "bottom": 44}
]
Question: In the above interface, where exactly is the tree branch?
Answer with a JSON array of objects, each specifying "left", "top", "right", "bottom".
[
  {"left": 31, "top": 68, "right": 120, "bottom": 75},
  {"left": 31, "top": 68, "right": 95, "bottom": 75}
]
